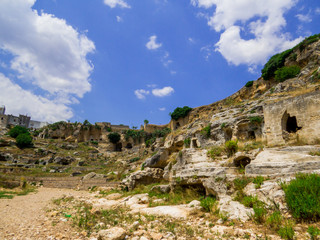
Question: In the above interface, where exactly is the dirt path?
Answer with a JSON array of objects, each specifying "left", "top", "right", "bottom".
[{"left": 0, "top": 188, "right": 91, "bottom": 240}]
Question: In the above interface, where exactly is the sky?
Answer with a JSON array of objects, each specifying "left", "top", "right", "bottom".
[{"left": 0, "top": 0, "right": 319, "bottom": 127}]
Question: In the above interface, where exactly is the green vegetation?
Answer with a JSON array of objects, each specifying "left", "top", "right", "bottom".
[
  {"left": 144, "top": 119, "right": 149, "bottom": 124},
  {"left": 249, "top": 116, "right": 263, "bottom": 124},
  {"left": 220, "top": 123, "right": 226, "bottom": 129},
  {"left": 184, "top": 138, "right": 191, "bottom": 148},
  {"left": 241, "top": 141, "right": 264, "bottom": 152},
  {"left": 16, "top": 133, "right": 33, "bottom": 148},
  {"left": 308, "top": 226, "right": 320, "bottom": 240},
  {"left": 253, "top": 176, "right": 264, "bottom": 189},
  {"left": 278, "top": 221, "right": 295, "bottom": 240},
  {"left": 8, "top": 126, "right": 28, "bottom": 138},
  {"left": 312, "top": 69, "right": 320, "bottom": 81},
  {"left": 169, "top": 106, "right": 192, "bottom": 120},
  {"left": 225, "top": 140, "right": 238, "bottom": 157},
  {"left": 252, "top": 205, "right": 267, "bottom": 224},
  {"left": 207, "top": 146, "right": 223, "bottom": 160},
  {"left": 200, "top": 124, "right": 211, "bottom": 138},
  {"left": 282, "top": 173, "right": 320, "bottom": 221},
  {"left": 245, "top": 81, "right": 254, "bottom": 88},
  {"left": 266, "top": 211, "right": 283, "bottom": 231},
  {"left": 274, "top": 65, "right": 300, "bottom": 82},
  {"left": 83, "top": 119, "right": 91, "bottom": 126},
  {"left": 108, "top": 132, "right": 121, "bottom": 144},
  {"left": 296, "top": 33, "right": 320, "bottom": 51},
  {"left": 200, "top": 196, "right": 217, "bottom": 213},
  {"left": 233, "top": 177, "right": 252, "bottom": 191},
  {"left": 261, "top": 49, "right": 293, "bottom": 80}
]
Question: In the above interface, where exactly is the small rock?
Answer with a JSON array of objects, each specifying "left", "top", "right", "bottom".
[{"left": 98, "top": 227, "right": 126, "bottom": 240}]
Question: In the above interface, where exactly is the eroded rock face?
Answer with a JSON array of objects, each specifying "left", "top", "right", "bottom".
[
  {"left": 143, "top": 148, "right": 169, "bottom": 169},
  {"left": 53, "top": 156, "right": 75, "bottom": 165},
  {"left": 121, "top": 168, "right": 164, "bottom": 191},
  {"left": 246, "top": 146, "right": 320, "bottom": 177}
]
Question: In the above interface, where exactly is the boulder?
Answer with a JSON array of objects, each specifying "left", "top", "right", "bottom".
[
  {"left": 218, "top": 195, "right": 253, "bottom": 222},
  {"left": 121, "top": 168, "right": 164, "bottom": 191},
  {"left": 131, "top": 205, "right": 194, "bottom": 219},
  {"left": 53, "top": 156, "right": 75, "bottom": 165},
  {"left": 82, "top": 172, "right": 106, "bottom": 181},
  {"left": 98, "top": 227, "right": 126, "bottom": 240},
  {"left": 150, "top": 184, "right": 171, "bottom": 193},
  {"left": 143, "top": 148, "right": 169, "bottom": 168}
]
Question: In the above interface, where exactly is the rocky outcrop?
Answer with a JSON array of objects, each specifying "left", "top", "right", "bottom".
[
  {"left": 121, "top": 168, "right": 164, "bottom": 191},
  {"left": 143, "top": 148, "right": 169, "bottom": 169},
  {"left": 246, "top": 146, "right": 320, "bottom": 177}
]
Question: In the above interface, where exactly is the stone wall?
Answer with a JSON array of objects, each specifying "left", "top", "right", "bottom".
[
  {"left": 143, "top": 123, "right": 169, "bottom": 133},
  {"left": 264, "top": 91, "right": 320, "bottom": 146}
]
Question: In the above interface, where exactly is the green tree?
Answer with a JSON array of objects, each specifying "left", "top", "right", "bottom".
[
  {"left": 16, "top": 133, "right": 33, "bottom": 148},
  {"left": 169, "top": 106, "right": 192, "bottom": 121},
  {"left": 108, "top": 132, "right": 121, "bottom": 144},
  {"left": 8, "top": 126, "right": 29, "bottom": 138}
]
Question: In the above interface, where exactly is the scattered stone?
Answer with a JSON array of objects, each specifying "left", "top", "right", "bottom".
[{"left": 98, "top": 227, "right": 126, "bottom": 240}]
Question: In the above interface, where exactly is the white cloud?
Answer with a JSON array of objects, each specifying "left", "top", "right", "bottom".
[
  {"left": 0, "top": 74, "right": 72, "bottom": 122},
  {"left": 147, "top": 84, "right": 157, "bottom": 88},
  {"left": 0, "top": 0, "right": 95, "bottom": 121},
  {"left": 103, "top": 0, "right": 131, "bottom": 8},
  {"left": 134, "top": 89, "right": 150, "bottom": 100},
  {"left": 296, "top": 13, "right": 312, "bottom": 22},
  {"left": 159, "top": 107, "right": 166, "bottom": 111},
  {"left": 146, "top": 35, "right": 162, "bottom": 50},
  {"left": 192, "top": 0, "right": 302, "bottom": 68},
  {"left": 152, "top": 86, "right": 174, "bottom": 97},
  {"left": 161, "top": 51, "right": 172, "bottom": 67},
  {"left": 188, "top": 37, "right": 196, "bottom": 44},
  {"left": 316, "top": 8, "right": 320, "bottom": 15},
  {"left": 116, "top": 16, "right": 123, "bottom": 22}
]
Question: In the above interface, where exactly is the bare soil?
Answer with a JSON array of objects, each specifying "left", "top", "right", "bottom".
[{"left": 0, "top": 187, "right": 90, "bottom": 240}]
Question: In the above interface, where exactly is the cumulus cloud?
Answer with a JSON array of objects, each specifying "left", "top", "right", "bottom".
[
  {"left": 0, "top": 0, "right": 95, "bottom": 121},
  {"left": 192, "top": 0, "right": 302, "bottom": 68},
  {"left": 316, "top": 8, "right": 320, "bottom": 15},
  {"left": 134, "top": 89, "right": 150, "bottom": 100},
  {"left": 146, "top": 35, "right": 162, "bottom": 50},
  {"left": 161, "top": 51, "right": 173, "bottom": 67},
  {"left": 116, "top": 16, "right": 123, "bottom": 22},
  {"left": 0, "top": 74, "right": 73, "bottom": 122},
  {"left": 152, "top": 86, "right": 174, "bottom": 97},
  {"left": 159, "top": 107, "right": 166, "bottom": 111},
  {"left": 103, "top": 0, "right": 131, "bottom": 8}
]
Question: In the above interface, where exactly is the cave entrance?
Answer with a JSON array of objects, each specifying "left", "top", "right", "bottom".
[
  {"left": 125, "top": 143, "right": 133, "bottom": 149},
  {"left": 192, "top": 139, "right": 198, "bottom": 148},
  {"left": 175, "top": 122, "right": 180, "bottom": 130},
  {"left": 248, "top": 131, "right": 256, "bottom": 140},
  {"left": 224, "top": 128, "right": 233, "bottom": 141},
  {"left": 115, "top": 143, "right": 122, "bottom": 152},
  {"left": 282, "top": 111, "right": 302, "bottom": 133},
  {"left": 286, "top": 116, "right": 301, "bottom": 133}
]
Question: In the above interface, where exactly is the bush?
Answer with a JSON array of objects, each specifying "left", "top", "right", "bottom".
[
  {"left": 8, "top": 126, "right": 29, "bottom": 138},
  {"left": 108, "top": 132, "right": 121, "bottom": 144},
  {"left": 283, "top": 173, "right": 320, "bottom": 220},
  {"left": 261, "top": 49, "right": 293, "bottom": 80},
  {"left": 249, "top": 116, "right": 263, "bottom": 124},
  {"left": 266, "top": 211, "right": 283, "bottom": 231},
  {"left": 253, "top": 176, "right": 264, "bottom": 189},
  {"left": 184, "top": 138, "right": 191, "bottom": 148},
  {"left": 16, "top": 133, "right": 33, "bottom": 148},
  {"left": 233, "top": 177, "right": 252, "bottom": 191},
  {"left": 252, "top": 206, "right": 267, "bottom": 223},
  {"left": 274, "top": 65, "right": 300, "bottom": 82},
  {"left": 200, "top": 124, "right": 211, "bottom": 138},
  {"left": 200, "top": 196, "right": 216, "bottom": 213},
  {"left": 83, "top": 120, "right": 91, "bottom": 126},
  {"left": 295, "top": 33, "right": 320, "bottom": 51},
  {"left": 245, "top": 81, "right": 254, "bottom": 88},
  {"left": 308, "top": 226, "right": 320, "bottom": 240},
  {"left": 225, "top": 140, "right": 238, "bottom": 157},
  {"left": 278, "top": 221, "right": 295, "bottom": 240},
  {"left": 169, "top": 106, "right": 192, "bottom": 121},
  {"left": 207, "top": 146, "right": 223, "bottom": 160}
]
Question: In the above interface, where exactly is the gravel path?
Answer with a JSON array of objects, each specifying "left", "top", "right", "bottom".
[{"left": 0, "top": 188, "right": 91, "bottom": 240}]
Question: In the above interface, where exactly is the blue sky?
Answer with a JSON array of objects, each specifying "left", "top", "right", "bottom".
[{"left": 0, "top": 0, "right": 319, "bottom": 127}]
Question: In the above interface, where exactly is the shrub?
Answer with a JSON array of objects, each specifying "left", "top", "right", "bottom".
[
  {"left": 261, "top": 49, "right": 293, "bottom": 80},
  {"left": 207, "top": 146, "right": 223, "bottom": 160},
  {"left": 295, "top": 33, "right": 320, "bottom": 51},
  {"left": 283, "top": 173, "right": 320, "bottom": 220},
  {"left": 220, "top": 123, "right": 226, "bottom": 129},
  {"left": 200, "top": 196, "right": 217, "bottom": 213},
  {"left": 266, "top": 211, "right": 283, "bottom": 231},
  {"left": 225, "top": 140, "right": 238, "bottom": 157},
  {"left": 249, "top": 116, "right": 263, "bottom": 124},
  {"left": 308, "top": 226, "right": 320, "bottom": 240},
  {"left": 278, "top": 221, "right": 295, "bottom": 240},
  {"left": 83, "top": 119, "right": 91, "bottom": 126},
  {"left": 8, "top": 126, "right": 29, "bottom": 138},
  {"left": 252, "top": 206, "right": 267, "bottom": 223},
  {"left": 108, "top": 132, "right": 121, "bottom": 144},
  {"left": 233, "top": 177, "right": 252, "bottom": 191},
  {"left": 242, "top": 195, "right": 263, "bottom": 208},
  {"left": 169, "top": 106, "right": 192, "bottom": 121},
  {"left": 245, "top": 81, "right": 254, "bottom": 88},
  {"left": 253, "top": 176, "right": 264, "bottom": 189},
  {"left": 184, "top": 138, "right": 191, "bottom": 148},
  {"left": 274, "top": 65, "right": 300, "bottom": 82},
  {"left": 16, "top": 133, "right": 33, "bottom": 148},
  {"left": 201, "top": 124, "right": 211, "bottom": 138}
]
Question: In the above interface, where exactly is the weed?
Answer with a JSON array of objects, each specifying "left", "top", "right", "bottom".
[
  {"left": 201, "top": 124, "right": 211, "bottom": 138},
  {"left": 233, "top": 177, "right": 252, "bottom": 191},
  {"left": 253, "top": 176, "right": 264, "bottom": 189},
  {"left": 308, "top": 226, "right": 320, "bottom": 240},
  {"left": 207, "top": 146, "right": 223, "bottom": 160},
  {"left": 282, "top": 173, "right": 320, "bottom": 220},
  {"left": 251, "top": 206, "right": 267, "bottom": 224},
  {"left": 278, "top": 221, "right": 295, "bottom": 240},
  {"left": 266, "top": 211, "right": 283, "bottom": 231},
  {"left": 225, "top": 140, "right": 238, "bottom": 157},
  {"left": 249, "top": 116, "right": 263, "bottom": 124},
  {"left": 219, "top": 212, "right": 229, "bottom": 223},
  {"left": 184, "top": 138, "right": 191, "bottom": 148},
  {"left": 200, "top": 196, "right": 217, "bottom": 213}
]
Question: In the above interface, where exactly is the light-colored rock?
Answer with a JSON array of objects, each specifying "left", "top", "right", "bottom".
[
  {"left": 143, "top": 148, "right": 169, "bottom": 168},
  {"left": 98, "top": 227, "right": 126, "bottom": 240},
  {"left": 82, "top": 172, "right": 106, "bottom": 181},
  {"left": 150, "top": 184, "right": 171, "bottom": 193},
  {"left": 218, "top": 196, "right": 253, "bottom": 222},
  {"left": 246, "top": 147, "right": 320, "bottom": 176},
  {"left": 131, "top": 205, "right": 194, "bottom": 219},
  {"left": 105, "top": 193, "right": 123, "bottom": 200}
]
